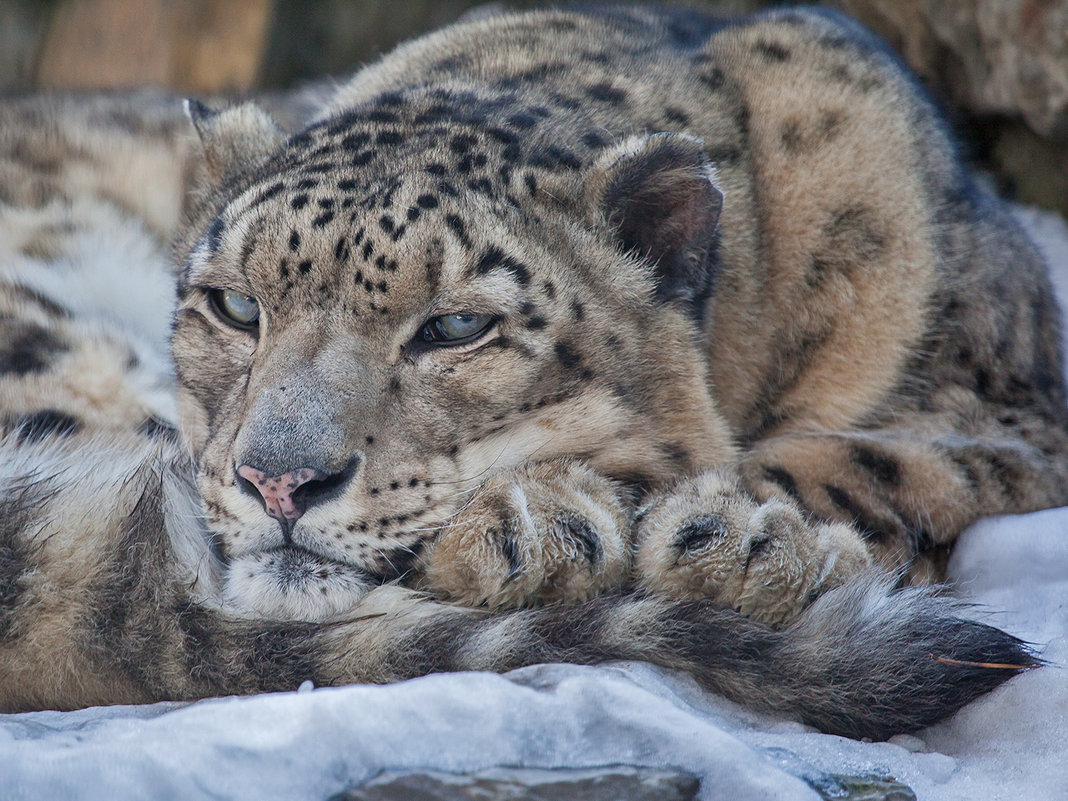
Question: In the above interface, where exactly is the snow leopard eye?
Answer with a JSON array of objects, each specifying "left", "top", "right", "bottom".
[
  {"left": 419, "top": 312, "right": 495, "bottom": 344},
  {"left": 210, "top": 289, "right": 260, "bottom": 329}
]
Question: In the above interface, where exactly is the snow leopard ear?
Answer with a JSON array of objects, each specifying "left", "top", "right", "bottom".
[
  {"left": 586, "top": 133, "right": 724, "bottom": 307},
  {"left": 184, "top": 99, "right": 286, "bottom": 187}
]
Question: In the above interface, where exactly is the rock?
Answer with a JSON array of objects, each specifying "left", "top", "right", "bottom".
[
  {"left": 807, "top": 774, "right": 917, "bottom": 801},
  {"left": 832, "top": 0, "right": 1068, "bottom": 140},
  {"left": 330, "top": 764, "right": 920, "bottom": 801},
  {"left": 330, "top": 766, "right": 701, "bottom": 801}
]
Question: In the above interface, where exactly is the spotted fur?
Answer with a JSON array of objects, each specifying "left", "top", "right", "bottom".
[{"left": 0, "top": 7, "right": 1062, "bottom": 737}]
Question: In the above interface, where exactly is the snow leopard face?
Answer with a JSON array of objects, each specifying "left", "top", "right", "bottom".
[{"left": 174, "top": 96, "right": 731, "bottom": 619}]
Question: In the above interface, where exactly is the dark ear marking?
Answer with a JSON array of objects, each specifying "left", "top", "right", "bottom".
[
  {"left": 184, "top": 99, "right": 286, "bottom": 187},
  {"left": 589, "top": 133, "right": 723, "bottom": 308}
]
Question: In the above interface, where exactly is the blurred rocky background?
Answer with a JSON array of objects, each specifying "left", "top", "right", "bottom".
[{"left": 2, "top": 0, "right": 1065, "bottom": 215}]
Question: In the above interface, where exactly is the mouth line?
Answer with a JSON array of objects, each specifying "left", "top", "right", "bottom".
[{"left": 266, "top": 544, "right": 353, "bottom": 568}]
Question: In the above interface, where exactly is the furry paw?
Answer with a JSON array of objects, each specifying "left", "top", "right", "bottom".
[
  {"left": 420, "top": 460, "right": 630, "bottom": 609},
  {"left": 634, "top": 471, "right": 872, "bottom": 627}
]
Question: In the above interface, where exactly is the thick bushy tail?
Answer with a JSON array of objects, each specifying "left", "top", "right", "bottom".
[
  {"left": 309, "top": 574, "right": 1037, "bottom": 741},
  {"left": 664, "top": 575, "right": 1038, "bottom": 739}
]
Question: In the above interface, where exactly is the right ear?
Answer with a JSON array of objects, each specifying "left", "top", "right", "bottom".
[
  {"left": 184, "top": 99, "right": 286, "bottom": 187},
  {"left": 583, "top": 133, "right": 724, "bottom": 308}
]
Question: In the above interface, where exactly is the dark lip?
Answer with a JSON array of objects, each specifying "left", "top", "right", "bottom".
[
  {"left": 265, "top": 544, "right": 374, "bottom": 577},
  {"left": 267, "top": 544, "right": 339, "bottom": 564}
]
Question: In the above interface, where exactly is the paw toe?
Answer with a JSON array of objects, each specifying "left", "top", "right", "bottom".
[
  {"left": 556, "top": 513, "right": 602, "bottom": 566},
  {"left": 672, "top": 513, "right": 729, "bottom": 553}
]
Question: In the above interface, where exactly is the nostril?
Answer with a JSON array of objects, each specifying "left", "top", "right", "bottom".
[
  {"left": 236, "top": 472, "right": 262, "bottom": 506},
  {"left": 291, "top": 455, "right": 361, "bottom": 509},
  {"left": 235, "top": 456, "right": 361, "bottom": 522}
]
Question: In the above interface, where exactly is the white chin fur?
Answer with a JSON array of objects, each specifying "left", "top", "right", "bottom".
[{"left": 223, "top": 549, "right": 374, "bottom": 622}]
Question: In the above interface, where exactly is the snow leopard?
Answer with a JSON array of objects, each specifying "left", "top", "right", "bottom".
[{"left": 2, "top": 6, "right": 1064, "bottom": 740}]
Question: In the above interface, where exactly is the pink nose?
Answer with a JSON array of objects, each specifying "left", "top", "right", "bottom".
[{"left": 236, "top": 464, "right": 327, "bottom": 521}]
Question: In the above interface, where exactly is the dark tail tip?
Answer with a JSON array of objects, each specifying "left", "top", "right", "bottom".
[
  {"left": 798, "top": 587, "right": 1043, "bottom": 740},
  {"left": 670, "top": 575, "right": 1047, "bottom": 741}
]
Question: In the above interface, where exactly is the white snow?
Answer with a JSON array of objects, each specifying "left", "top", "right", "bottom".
[{"left": 2, "top": 205, "right": 1067, "bottom": 800}]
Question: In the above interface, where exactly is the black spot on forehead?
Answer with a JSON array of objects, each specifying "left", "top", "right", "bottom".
[
  {"left": 334, "top": 237, "right": 350, "bottom": 263},
  {"left": 250, "top": 182, "right": 284, "bottom": 208},
  {"left": 445, "top": 214, "right": 471, "bottom": 249},
  {"left": 475, "top": 246, "right": 531, "bottom": 286}
]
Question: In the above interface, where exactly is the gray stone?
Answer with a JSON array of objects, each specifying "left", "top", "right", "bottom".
[
  {"left": 330, "top": 765, "right": 700, "bottom": 801},
  {"left": 808, "top": 773, "right": 916, "bottom": 801}
]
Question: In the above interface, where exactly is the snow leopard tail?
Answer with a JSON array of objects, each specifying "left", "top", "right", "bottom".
[{"left": 288, "top": 576, "right": 1036, "bottom": 741}]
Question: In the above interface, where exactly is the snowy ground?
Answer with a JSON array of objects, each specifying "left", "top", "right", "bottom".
[{"left": 2, "top": 208, "right": 1066, "bottom": 801}]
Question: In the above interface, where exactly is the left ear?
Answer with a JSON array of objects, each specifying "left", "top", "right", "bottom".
[
  {"left": 585, "top": 133, "right": 724, "bottom": 305},
  {"left": 184, "top": 99, "right": 286, "bottom": 188}
]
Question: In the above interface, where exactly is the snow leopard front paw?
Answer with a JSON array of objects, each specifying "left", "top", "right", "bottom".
[
  {"left": 634, "top": 470, "right": 872, "bottom": 627},
  {"left": 420, "top": 459, "right": 631, "bottom": 609}
]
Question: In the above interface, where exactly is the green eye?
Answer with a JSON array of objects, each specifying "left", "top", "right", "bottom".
[
  {"left": 419, "top": 312, "right": 495, "bottom": 344},
  {"left": 211, "top": 289, "right": 260, "bottom": 328}
]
